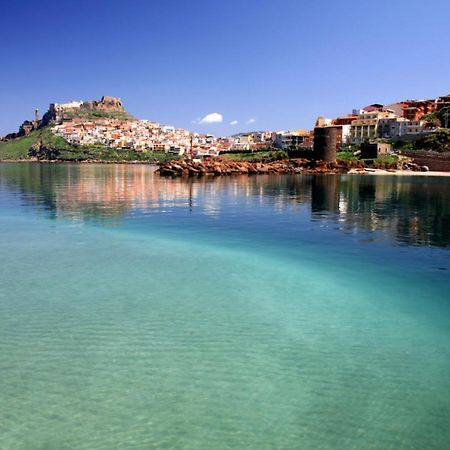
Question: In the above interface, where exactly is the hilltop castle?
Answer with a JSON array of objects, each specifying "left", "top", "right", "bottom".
[
  {"left": 42, "top": 96, "right": 126, "bottom": 125},
  {"left": 1, "top": 96, "right": 127, "bottom": 141}
]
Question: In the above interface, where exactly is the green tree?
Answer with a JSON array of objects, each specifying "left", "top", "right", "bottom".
[
  {"left": 415, "top": 129, "right": 450, "bottom": 153},
  {"left": 439, "top": 107, "right": 450, "bottom": 128},
  {"left": 422, "top": 112, "right": 441, "bottom": 128}
]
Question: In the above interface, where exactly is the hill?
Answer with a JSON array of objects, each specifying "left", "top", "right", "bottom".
[
  {"left": 0, "top": 128, "right": 175, "bottom": 163},
  {"left": 41, "top": 95, "right": 135, "bottom": 126},
  {"left": 0, "top": 96, "right": 178, "bottom": 162}
]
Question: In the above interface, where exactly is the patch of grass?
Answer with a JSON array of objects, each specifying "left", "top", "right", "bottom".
[
  {"left": 63, "top": 109, "right": 134, "bottom": 121},
  {"left": 222, "top": 150, "right": 287, "bottom": 162},
  {"left": 221, "top": 151, "right": 270, "bottom": 161},
  {"left": 374, "top": 154, "right": 398, "bottom": 164},
  {"left": 372, "top": 154, "right": 399, "bottom": 169},
  {"left": 0, "top": 132, "right": 41, "bottom": 159},
  {"left": 336, "top": 151, "right": 358, "bottom": 162}
]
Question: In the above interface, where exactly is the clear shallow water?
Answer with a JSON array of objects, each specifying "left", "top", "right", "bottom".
[{"left": 0, "top": 163, "right": 449, "bottom": 450}]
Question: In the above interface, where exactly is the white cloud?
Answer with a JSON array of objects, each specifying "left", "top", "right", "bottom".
[
  {"left": 230, "top": 120, "right": 238, "bottom": 126},
  {"left": 199, "top": 112, "right": 223, "bottom": 124},
  {"left": 247, "top": 118, "right": 256, "bottom": 125}
]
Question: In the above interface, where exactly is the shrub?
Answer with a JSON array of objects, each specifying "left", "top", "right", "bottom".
[{"left": 414, "top": 129, "right": 450, "bottom": 153}]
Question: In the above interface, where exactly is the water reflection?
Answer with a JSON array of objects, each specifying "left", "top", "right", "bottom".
[{"left": 0, "top": 163, "right": 449, "bottom": 247}]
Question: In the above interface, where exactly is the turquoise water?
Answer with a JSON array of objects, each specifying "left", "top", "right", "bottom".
[{"left": 0, "top": 164, "right": 449, "bottom": 450}]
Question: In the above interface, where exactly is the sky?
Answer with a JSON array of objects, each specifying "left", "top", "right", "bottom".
[{"left": 1, "top": 0, "right": 449, "bottom": 136}]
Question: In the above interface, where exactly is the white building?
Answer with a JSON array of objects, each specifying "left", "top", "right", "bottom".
[
  {"left": 378, "top": 118, "right": 426, "bottom": 139},
  {"left": 350, "top": 111, "right": 396, "bottom": 143}
]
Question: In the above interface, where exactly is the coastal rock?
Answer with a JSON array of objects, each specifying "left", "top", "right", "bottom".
[
  {"left": 28, "top": 141, "right": 60, "bottom": 160},
  {"left": 157, "top": 157, "right": 365, "bottom": 177}
]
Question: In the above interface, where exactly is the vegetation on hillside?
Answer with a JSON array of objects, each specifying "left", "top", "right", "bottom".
[
  {"left": 414, "top": 129, "right": 450, "bottom": 153},
  {"left": 0, "top": 127, "right": 178, "bottom": 162},
  {"left": 393, "top": 129, "right": 450, "bottom": 153},
  {"left": 422, "top": 107, "right": 450, "bottom": 129},
  {"left": 0, "top": 132, "right": 41, "bottom": 159},
  {"left": 62, "top": 108, "right": 134, "bottom": 121}
]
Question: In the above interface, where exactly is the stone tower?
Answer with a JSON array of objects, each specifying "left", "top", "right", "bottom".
[
  {"left": 313, "top": 126, "right": 340, "bottom": 162},
  {"left": 33, "top": 109, "right": 39, "bottom": 129}
]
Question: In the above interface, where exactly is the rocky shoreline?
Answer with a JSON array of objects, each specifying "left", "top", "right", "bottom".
[
  {"left": 1, "top": 156, "right": 432, "bottom": 174},
  {"left": 158, "top": 158, "right": 368, "bottom": 177}
]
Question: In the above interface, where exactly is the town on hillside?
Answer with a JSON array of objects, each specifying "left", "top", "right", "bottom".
[{"left": 2, "top": 93, "right": 450, "bottom": 161}]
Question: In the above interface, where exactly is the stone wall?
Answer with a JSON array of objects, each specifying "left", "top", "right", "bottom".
[{"left": 401, "top": 151, "right": 450, "bottom": 172}]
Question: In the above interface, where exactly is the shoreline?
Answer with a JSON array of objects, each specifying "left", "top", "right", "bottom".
[
  {"left": 1, "top": 158, "right": 450, "bottom": 176},
  {"left": 0, "top": 159, "right": 159, "bottom": 165},
  {"left": 348, "top": 168, "right": 450, "bottom": 177},
  {"left": 157, "top": 158, "right": 450, "bottom": 177}
]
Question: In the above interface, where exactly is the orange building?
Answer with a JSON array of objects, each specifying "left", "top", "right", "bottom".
[
  {"left": 402, "top": 99, "right": 436, "bottom": 121},
  {"left": 332, "top": 115, "right": 359, "bottom": 126}
]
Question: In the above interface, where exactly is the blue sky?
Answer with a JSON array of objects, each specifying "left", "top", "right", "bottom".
[{"left": 1, "top": 0, "right": 449, "bottom": 136}]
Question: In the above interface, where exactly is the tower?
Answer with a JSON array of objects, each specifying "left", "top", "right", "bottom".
[
  {"left": 313, "top": 126, "right": 340, "bottom": 162},
  {"left": 33, "top": 109, "right": 39, "bottom": 129}
]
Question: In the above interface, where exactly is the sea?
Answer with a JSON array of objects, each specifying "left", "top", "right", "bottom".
[{"left": 0, "top": 163, "right": 449, "bottom": 450}]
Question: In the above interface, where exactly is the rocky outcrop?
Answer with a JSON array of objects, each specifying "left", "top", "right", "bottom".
[
  {"left": 81, "top": 96, "right": 125, "bottom": 112},
  {"left": 158, "top": 158, "right": 365, "bottom": 177},
  {"left": 96, "top": 96, "right": 124, "bottom": 111},
  {"left": 41, "top": 107, "right": 57, "bottom": 127},
  {"left": 28, "top": 141, "right": 60, "bottom": 160},
  {"left": 2, "top": 119, "right": 40, "bottom": 141}
]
